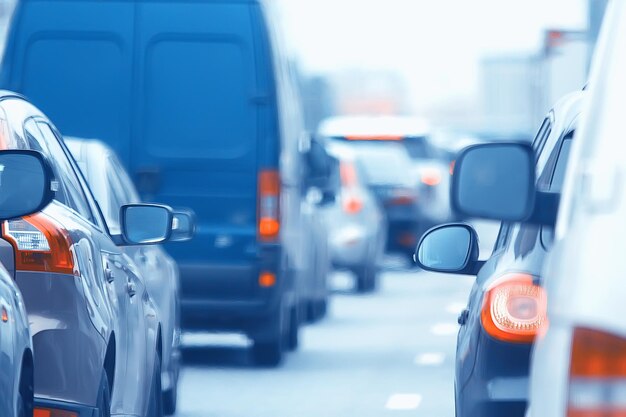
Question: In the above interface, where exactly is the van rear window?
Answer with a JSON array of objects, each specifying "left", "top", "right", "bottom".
[{"left": 142, "top": 39, "right": 256, "bottom": 159}]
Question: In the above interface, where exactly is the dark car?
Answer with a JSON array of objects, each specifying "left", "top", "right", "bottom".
[
  {"left": 0, "top": 91, "right": 174, "bottom": 417},
  {"left": 414, "top": 91, "right": 583, "bottom": 417},
  {"left": 0, "top": 0, "right": 333, "bottom": 365}
]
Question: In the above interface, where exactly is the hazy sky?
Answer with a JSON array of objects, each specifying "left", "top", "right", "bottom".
[{"left": 276, "top": 0, "right": 587, "bottom": 109}]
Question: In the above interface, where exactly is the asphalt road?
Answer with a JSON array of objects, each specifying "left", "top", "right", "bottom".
[
  {"left": 177, "top": 269, "right": 474, "bottom": 417},
  {"left": 176, "top": 221, "right": 497, "bottom": 417}
]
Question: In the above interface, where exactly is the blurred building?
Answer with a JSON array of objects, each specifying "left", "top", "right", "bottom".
[{"left": 330, "top": 70, "right": 412, "bottom": 117}]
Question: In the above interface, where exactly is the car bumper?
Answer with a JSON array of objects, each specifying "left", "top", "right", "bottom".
[
  {"left": 179, "top": 244, "right": 292, "bottom": 332},
  {"left": 457, "top": 327, "right": 531, "bottom": 417},
  {"left": 328, "top": 224, "right": 370, "bottom": 268},
  {"left": 35, "top": 396, "right": 99, "bottom": 417}
]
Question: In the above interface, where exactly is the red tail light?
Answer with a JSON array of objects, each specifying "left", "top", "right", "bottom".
[
  {"left": 342, "top": 193, "right": 363, "bottom": 214},
  {"left": 2, "top": 214, "right": 77, "bottom": 275},
  {"left": 567, "top": 328, "right": 626, "bottom": 417},
  {"left": 480, "top": 273, "right": 547, "bottom": 343},
  {"left": 258, "top": 170, "right": 280, "bottom": 241},
  {"left": 420, "top": 168, "right": 442, "bottom": 186},
  {"left": 344, "top": 135, "right": 404, "bottom": 141},
  {"left": 340, "top": 161, "right": 358, "bottom": 187}
]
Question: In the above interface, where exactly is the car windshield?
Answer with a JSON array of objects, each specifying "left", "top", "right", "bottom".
[{"left": 402, "top": 137, "right": 432, "bottom": 159}]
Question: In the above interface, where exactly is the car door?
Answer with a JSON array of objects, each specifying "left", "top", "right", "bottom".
[{"left": 34, "top": 119, "right": 154, "bottom": 415}]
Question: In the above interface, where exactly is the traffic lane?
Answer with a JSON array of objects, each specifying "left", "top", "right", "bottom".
[{"left": 177, "top": 269, "right": 474, "bottom": 417}]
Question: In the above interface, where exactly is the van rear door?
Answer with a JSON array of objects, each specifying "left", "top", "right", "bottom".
[{"left": 132, "top": 2, "right": 261, "bottom": 272}]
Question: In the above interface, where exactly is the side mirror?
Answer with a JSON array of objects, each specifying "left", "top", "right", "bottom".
[
  {"left": 452, "top": 143, "right": 536, "bottom": 222},
  {"left": 118, "top": 204, "right": 173, "bottom": 245},
  {"left": 0, "top": 150, "right": 56, "bottom": 219},
  {"left": 414, "top": 224, "right": 483, "bottom": 275},
  {"left": 170, "top": 209, "right": 196, "bottom": 242}
]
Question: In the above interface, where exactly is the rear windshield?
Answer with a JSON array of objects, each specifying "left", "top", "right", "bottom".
[
  {"left": 351, "top": 144, "right": 413, "bottom": 185},
  {"left": 403, "top": 136, "right": 433, "bottom": 159}
]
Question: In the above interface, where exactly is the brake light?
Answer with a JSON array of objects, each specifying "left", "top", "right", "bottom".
[
  {"left": 258, "top": 170, "right": 280, "bottom": 241},
  {"left": 421, "top": 168, "right": 442, "bottom": 186},
  {"left": 567, "top": 328, "right": 626, "bottom": 417},
  {"left": 480, "top": 273, "right": 547, "bottom": 343},
  {"left": 342, "top": 194, "right": 363, "bottom": 214},
  {"left": 2, "top": 214, "right": 77, "bottom": 275},
  {"left": 386, "top": 189, "right": 416, "bottom": 206},
  {"left": 449, "top": 160, "right": 455, "bottom": 176},
  {"left": 34, "top": 408, "right": 78, "bottom": 417},
  {"left": 340, "top": 161, "right": 358, "bottom": 187}
]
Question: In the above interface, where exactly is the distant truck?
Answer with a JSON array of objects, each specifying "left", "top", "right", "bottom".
[{"left": 480, "top": 29, "right": 589, "bottom": 140}]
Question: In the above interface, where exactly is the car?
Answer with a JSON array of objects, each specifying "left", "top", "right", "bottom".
[
  {"left": 413, "top": 91, "right": 583, "bottom": 417},
  {"left": 0, "top": 91, "right": 173, "bottom": 417},
  {"left": 319, "top": 115, "right": 453, "bottom": 235},
  {"left": 66, "top": 137, "right": 190, "bottom": 415},
  {"left": 526, "top": 3, "right": 626, "bottom": 416},
  {"left": 323, "top": 140, "right": 386, "bottom": 292},
  {"left": 0, "top": 0, "right": 325, "bottom": 366},
  {"left": 0, "top": 149, "right": 58, "bottom": 417},
  {"left": 322, "top": 136, "right": 420, "bottom": 262}
]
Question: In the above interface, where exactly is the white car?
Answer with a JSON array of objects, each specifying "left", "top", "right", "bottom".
[{"left": 528, "top": 2, "right": 626, "bottom": 416}]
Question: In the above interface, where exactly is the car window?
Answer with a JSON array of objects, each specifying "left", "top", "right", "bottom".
[
  {"left": 23, "top": 119, "right": 71, "bottom": 206},
  {"left": 403, "top": 137, "right": 432, "bottom": 160},
  {"left": 35, "top": 122, "right": 95, "bottom": 222},
  {"left": 549, "top": 136, "right": 573, "bottom": 192},
  {"left": 532, "top": 118, "right": 552, "bottom": 157}
]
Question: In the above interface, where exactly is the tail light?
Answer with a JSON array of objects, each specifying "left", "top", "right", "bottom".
[
  {"left": 420, "top": 168, "right": 442, "bottom": 186},
  {"left": 449, "top": 160, "right": 456, "bottom": 176},
  {"left": 567, "top": 328, "right": 626, "bottom": 417},
  {"left": 342, "top": 193, "right": 363, "bottom": 214},
  {"left": 2, "top": 214, "right": 77, "bottom": 275},
  {"left": 340, "top": 161, "right": 358, "bottom": 187},
  {"left": 258, "top": 170, "right": 280, "bottom": 241},
  {"left": 480, "top": 273, "right": 547, "bottom": 343}
]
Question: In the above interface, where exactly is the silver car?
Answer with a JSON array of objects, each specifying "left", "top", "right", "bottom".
[
  {"left": 0, "top": 92, "right": 172, "bottom": 417},
  {"left": 0, "top": 150, "right": 53, "bottom": 417},
  {"left": 67, "top": 138, "right": 184, "bottom": 415},
  {"left": 323, "top": 141, "right": 386, "bottom": 292}
]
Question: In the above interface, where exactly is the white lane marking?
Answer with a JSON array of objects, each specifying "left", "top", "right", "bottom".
[
  {"left": 414, "top": 352, "right": 445, "bottom": 366},
  {"left": 446, "top": 302, "right": 466, "bottom": 315},
  {"left": 430, "top": 322, "right": 459, "bottom": 336},
  {"left": 181, "top": 332, "right": 250, "bottom": 347},
  {"left": 385, "top": 393, "right": 422, "bottom": 410}
]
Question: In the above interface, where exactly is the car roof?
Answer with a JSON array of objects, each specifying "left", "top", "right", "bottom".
[{"left": 318, "top": 115, "right": 431, "bottom": 139}]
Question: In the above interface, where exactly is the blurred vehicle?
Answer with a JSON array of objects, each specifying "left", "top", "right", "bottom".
[
  {"left": 528, "top": 3, "right": 626, "bottom": 416},
  {"left": 323, "top": 140, "right": 385, "bottom": 292},
  {"left": 330, "top": 138, "right": 420, "bottom": 261},
  {"left": 0, "top": 0, "right": 324, "bottom": 366},
  {"left": 414, "top": 91, "right": 583, "bottom": 417},
  {"left": 0, "top": 149, "right": 58, "bottom": 417},
  {"left": 319, "top": 116, "right": 452, "bottom": 245},
  {"left": 0, "top": 92, "right": 171, "bottom": 417},
  {"left": 66, "top": 138, "right": 187, "bottom": 415}
]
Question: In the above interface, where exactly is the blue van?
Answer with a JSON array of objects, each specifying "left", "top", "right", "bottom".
[{"left": 0, "top": 0, "right": 331, "bottom": 367}]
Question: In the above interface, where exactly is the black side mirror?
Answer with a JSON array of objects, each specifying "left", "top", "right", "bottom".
[
  {"left": 170, "top": 209, "right": 196, "bottom": 242},
  {"left": 451, "top": 142, "right": 559, "bottom": 226},
  {"left": 115, "top": 203, "right": 173, "bottom": 245},
  {"left": 0, "top": 150, "right": 56, "bottom": 219},
  {"left": 414, "top": 223, "right": 483, "bottom": 275}
]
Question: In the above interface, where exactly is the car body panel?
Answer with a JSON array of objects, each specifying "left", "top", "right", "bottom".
[
  {"left": 0, "top": 92, "right": 159, "bottom": 416},
  {"left": 453, "top": 91, "right": 583, "bottom": 417},
  {"left": 67, "top": 137, "right": 181, "bottom": 396},
  {"left": 529, "top": 3, "right": 626, "bottom": 416},
  {"left": 0, "top": 263, "right": 32, "bottom": 417}
]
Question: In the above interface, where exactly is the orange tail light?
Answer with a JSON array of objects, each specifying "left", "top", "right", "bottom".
[
  {"left": 567, "top": 328, "right": 626, "bottom": 417},
  {"left": 480, "top": 273, "right": 547, "bottom": 343},
  {"left": 34, "top": 408, "right": 78, "bottom": 417},
  {"left": 340, "top": 161, "right": 358, "bottom": 187},
  {"left": 258, "top": 170, "right": 280, "bottom": 241},
  {"left": 2, "top": 213, "right": 78, "bottom": 275}
]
